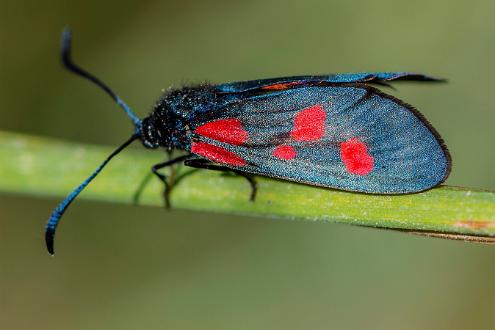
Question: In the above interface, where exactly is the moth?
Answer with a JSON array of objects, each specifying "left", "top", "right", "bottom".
[{"left": 45, "top": 29, "right": 451, "bottom": 254}]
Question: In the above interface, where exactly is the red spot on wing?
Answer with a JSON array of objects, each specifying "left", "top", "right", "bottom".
[
  {"left": 340, "top": 138, "right": 374, "bottom": 175},
  {"left": 290, "top": 105, "right": 326, "bottom": 141},
  {"left": 191, "top": 142, "right": 246, "bottom": 167},
  {"left": 195, "top": 119, "right": 248, "bottom": 145},
  {"left": 261, "top": 82, "right": 302, "bottom": 91},
  {"left": 272, "top": 145, "right": 297, "bottom": 160}
]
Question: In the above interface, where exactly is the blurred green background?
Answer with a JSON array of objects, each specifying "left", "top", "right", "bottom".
[{"left": 1, "top": 1, "right": 495, "bottom": 329}]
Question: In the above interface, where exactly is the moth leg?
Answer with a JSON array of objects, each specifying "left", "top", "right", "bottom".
[
  {"left": 151, "top": 154, "right": 190, "bottom": 208},
  {"left": 133, "top": 171, "right": 154, "bottom": 205},
  {"left": 184, "top": 158, "right": 257, "bottom": 201}
]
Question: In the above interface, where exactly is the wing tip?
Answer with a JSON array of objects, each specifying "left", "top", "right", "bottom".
[
  {"left": 359, "top": 84, "right": 452, "bottom": 187},
  {"left": 383, "top": 73, "right": 447, "bottom": 83}
]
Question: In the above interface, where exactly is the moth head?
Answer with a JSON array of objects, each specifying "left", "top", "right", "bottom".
[{"left": 140, "top": 116, "right": 161, "bottom": 149}]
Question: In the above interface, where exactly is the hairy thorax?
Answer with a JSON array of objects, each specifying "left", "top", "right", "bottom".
[{"left": 141, "top": 84, "right": 219, "bottom": 151}]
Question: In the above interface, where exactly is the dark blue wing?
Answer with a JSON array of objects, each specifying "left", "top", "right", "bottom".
[
  {"left": 190, "top": 85, "right": 450, "bottom": 194},
  {"left": 215, "top": 72, "right": 443, "bottom": 93}
]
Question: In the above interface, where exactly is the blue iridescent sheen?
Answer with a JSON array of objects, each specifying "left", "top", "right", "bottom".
[{"left": 191, "top": 85, "right": 450, "bottom": 193}]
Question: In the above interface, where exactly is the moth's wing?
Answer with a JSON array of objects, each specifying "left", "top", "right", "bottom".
[
  {"left": 215, "top": 72, "right": 443, "bottom": 93},
  {"left": 190, "top": 85, "right": 451, "bottom": 194}
]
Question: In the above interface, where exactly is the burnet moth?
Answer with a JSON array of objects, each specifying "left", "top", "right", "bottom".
[{"left": 45, "top": 29, "right": 451, "bottom": 255}]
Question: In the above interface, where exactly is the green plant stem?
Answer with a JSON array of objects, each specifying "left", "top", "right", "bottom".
[{"left": 1, "top": 130, "right": 495, "bottom": 241}]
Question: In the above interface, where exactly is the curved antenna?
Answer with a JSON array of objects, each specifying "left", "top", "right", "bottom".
[
  {"left": 45, "top": 134, "right": 139, "bottom": 255},
  {"left": 60, "top": 27, "right": 142, "bottom": 128}
]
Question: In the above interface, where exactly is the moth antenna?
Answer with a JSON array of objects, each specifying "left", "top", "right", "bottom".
[
  {"left": 60, "top": 27, "right": 142, "bottom": 129},
  {"left": 45, "top": 134, "right": 139, "bottom": 255}
]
